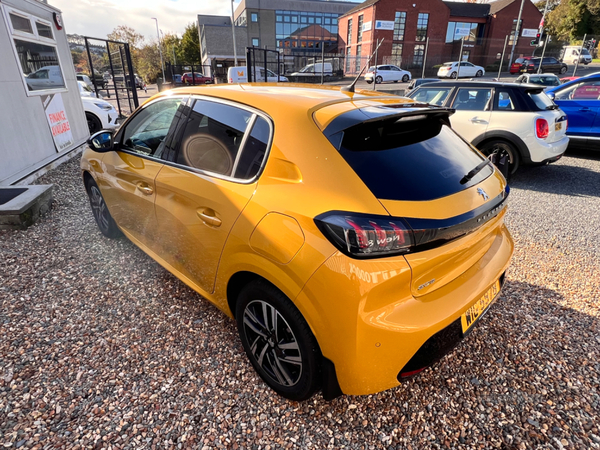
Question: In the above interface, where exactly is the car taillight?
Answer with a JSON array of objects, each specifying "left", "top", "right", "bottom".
[
  {"left": 315, "top": 213, "right": 414, "bottom": 257},
  {"left": 536, "top": 118, "right": 549, "bottom": 139}
]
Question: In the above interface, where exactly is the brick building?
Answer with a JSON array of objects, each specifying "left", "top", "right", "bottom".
[{"left": 338, "top": 0, "right": 543, "bottom": 74}]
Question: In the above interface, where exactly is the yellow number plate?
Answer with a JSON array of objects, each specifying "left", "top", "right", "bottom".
[
  {"left": 461, "top": 280, "right": 501, "bottom": 334},
  {"left": 555, "top": 122, "right": 562, "bottom": 131}
]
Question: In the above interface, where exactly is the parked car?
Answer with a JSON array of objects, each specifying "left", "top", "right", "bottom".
[
  {"left": 560, "top": 46, "right": 592, "bottom": 65},
  {"left": 546, "top": 73, "right": 600, "bottom": 148},
  {"left": 560, "top": 76, "right": 579, "bottom": 84},
  {"left": 510, "top": 56, "right": 535, "bottom": 74},
  {"left": 406, "top": 81, "right": 569, "bottom": 175},
  {"left": 437, "top": 61, "right": 485, "bottom": 79},
  {"left": 407, "top": 78, "right": 439, "bottom": 91},
  {"left": 517, "top": 57, "right": 568, "bottom": 75},
  {"left": 182, "top": 72, "right": 213, "bottom": 85},
  {"left": 515, "top": 73, "right": 561, "bottom": 89},
  {"left": 227, "top": 66, "right": 288, "bottom": 83},
  {"left": 25, "top": 65, "right": 65, "bottom": 91},
  {"left": 81, "top": 95, "right": 119, "bottom": 134},
  {"left": 364, "top": 65, "right": 411, "bottom": 84},
  {"left": 291, "top": 62, "right": 333, "bottom": 77},
  {"left": 77, "top": 74, "right": 94, "bottom": 90},
  {"left": 78, "top": 80, "right": 101, "bottom": 98},
  {"left": 81, "top": 85, "right": 514, "bottom": 400}
]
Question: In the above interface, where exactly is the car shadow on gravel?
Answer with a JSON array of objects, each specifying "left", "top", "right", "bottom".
[
  {"left": 352, "top": 279, "right": 599, "bottom": 450},
  {"left": 510, "top": 163, "right": 600, "bottom": 198}
]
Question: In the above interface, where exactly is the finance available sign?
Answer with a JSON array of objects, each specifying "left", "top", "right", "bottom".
[{"left": 42, "top": 93, "right": 74, "bottom": 152}]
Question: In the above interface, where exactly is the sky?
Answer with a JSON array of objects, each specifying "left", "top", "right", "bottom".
[
  {"left": 50, "top": 0, "right": 241, "bottom": 41},
  {"left": 50, "top": 0, "right": 363, "bottom": 42}
]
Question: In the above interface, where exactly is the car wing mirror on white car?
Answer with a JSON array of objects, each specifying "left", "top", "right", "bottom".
[{"left": 88, "top": 131, "right": 114, "bottom": 152}]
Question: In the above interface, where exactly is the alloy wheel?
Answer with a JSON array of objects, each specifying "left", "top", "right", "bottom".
[
  {"left": 242, "top": 300, "right": 303, "bottom": 387},
  {"left": 89, "top": 185, "right": 110, "bottom": 232}
]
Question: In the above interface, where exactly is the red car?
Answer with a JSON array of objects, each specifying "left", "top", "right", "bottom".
[
  {"left": 510, "top": 56, "right": 535, "bottom": 74},
  {"left": 182, "top": 72, "right": 213, "bottom": 85}
]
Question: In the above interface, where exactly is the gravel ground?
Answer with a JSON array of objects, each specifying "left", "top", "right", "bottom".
[{"left": 1, "top": 150, "right": 599, "bottom": 450}]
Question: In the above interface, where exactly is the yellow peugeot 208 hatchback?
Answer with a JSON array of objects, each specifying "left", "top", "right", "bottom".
[{"left": 81, "top": 84, "right": 513, "bottom": 401}]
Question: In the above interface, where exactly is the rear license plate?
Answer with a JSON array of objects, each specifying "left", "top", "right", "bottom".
[
  {"left": 461, "top": 280, "right": 501, "bottom": 334},
  {"left": 555, "top": 122, "right": 562, "bottom": 131}
]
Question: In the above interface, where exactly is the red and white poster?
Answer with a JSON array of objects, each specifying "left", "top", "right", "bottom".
[{"left": 42, "top": 93, "right": 74, "bottom": 152}]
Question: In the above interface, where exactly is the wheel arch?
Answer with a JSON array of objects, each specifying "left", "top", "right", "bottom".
[
  {"left": 226, "top": 269, "right": 343, "bottom": 399},
  {"left": 472, "top": 131, "right": 532, "bottom": 164}
]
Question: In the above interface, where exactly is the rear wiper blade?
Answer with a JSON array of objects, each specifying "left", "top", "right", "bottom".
[{"left": 460, "top": 158, "right": 491, "bottom": 184}]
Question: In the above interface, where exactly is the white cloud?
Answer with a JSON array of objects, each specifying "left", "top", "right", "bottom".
[{"left": 51, "top": 0, "right": 240, "bottom": 41}]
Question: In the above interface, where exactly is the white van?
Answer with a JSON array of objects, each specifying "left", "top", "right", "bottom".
[
  {"left": 561, "top": 46, "right": 592, "bottom": 65},
  {"left": 228, "top": 66, "right": 288, "bottom": 83},
  {"left": 25, "top": 65, "right": 65, "bottom": 90},
  {"left": 291, "top": 62, "right": 333, "bottom": 77}
]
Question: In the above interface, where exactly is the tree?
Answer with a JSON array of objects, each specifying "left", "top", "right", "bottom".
[
  {"left": 107, "top": 25, "right": 145, "bottom": 48},
  {"left": 161, "top": 33, "right": 184, "bottom": 65},
  {"left": 180, "top": 22, "right": 201, "bottom": 64},
  {"left": 546, "top": 0, "right": 600, "bottom": 40}
]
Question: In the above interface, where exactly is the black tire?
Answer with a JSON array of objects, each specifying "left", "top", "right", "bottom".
[
  {"left": 479, "top": 140, "right": 521, "bottom": 176},
  {"left": 476, "top": 70, "right": 483, "bottom": 77},
  {"left": 85, "top": 177, "right": 122, "bottom": 238},
  {"left": 366, "top": 79, "right": 373, "bottom": 84},
  {"left": 402, "top": 74, "right": 409, "bottom": 82},
  {"left": 450, "top": 72, "right": 457, "bottom": 79},
  {"left": 560, "top": 66, "right": 568, "bottom": 74},
  {"left": 375, "top": 75, "right": 383, "bottom": 84},
  {"left": 86, "top": 113, "right": 102, "bottom": 135},
  {"left": 236, "top": 280, "right": 321, "bottom": 401}
]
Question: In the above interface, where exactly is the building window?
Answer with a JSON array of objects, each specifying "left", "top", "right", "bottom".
[
  {"left": 416, "top": 13, "right": 429, "bottom": 42},
  {"left": 235, "top": 11, "right": 247, "bottom": 27},
  {"left": 391, "top": 43, "right": 403, "bottom": 66},
  {"left": 275, "top": 10, "right": 341, "bottom": 53},
  {"left": 3, "top": 5, "right": 66, "bottom": 95},
  {"left": 413, "top": 44, "right": 425, "bottom": 66},
  {"left": 393, "top": 12, "right": 406, "bottom": 41},
  {"left": 346, "top": 47, "right": 351, "bottom": 72},
  {"left": 251, "top": 13, "right": 258, "bottom": 22},
  {"left": 509, "top": 19, "right": 522, "bottom": 45},
  {"left": 445, "top": 22, "right": 484, "bottom": 43},
  {"left": 347, "top": 18, "right": 353, "bottom": 46},
  {"left": 355, "top": 45, "right": 362, "bottom": 72},
  {"left": 252, "top": 38, "right": 259, "bottom": 47},
  {"left": 357, "top": 15, "right": 363, "bottom": 43}
]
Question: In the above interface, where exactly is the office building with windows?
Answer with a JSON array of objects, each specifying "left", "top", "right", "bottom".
[{"left": 338, "top": 0, "right": 542, "bottom": 74}]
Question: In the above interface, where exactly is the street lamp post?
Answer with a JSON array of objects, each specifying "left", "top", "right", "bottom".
[
  {"left": 230, "top": 0, "right": 238, "bottom": 66},
  {"left": 151, "top": 17, "right": 166, "bottom": 81}
]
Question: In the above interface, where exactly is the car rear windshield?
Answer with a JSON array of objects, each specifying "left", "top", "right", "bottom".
[
  {"left": 441, "top": 63, "right": 453, "bottom": 67},
  {"left": 528, "top": 91, "right": 555, "bottom": 109},
  {"left": 330, "top": 114, "right": 493, "bottom": 201}
]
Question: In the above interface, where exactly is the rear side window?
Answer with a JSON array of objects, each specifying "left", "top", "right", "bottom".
[
  {"left": 452, "top": 88, "right": 492, "bottom": 111},
  {"left": 494, "top": 90, "right": 516, "bottom": 111},
  {"left": 332, "top": 114, "right": 492, "bottom": 201},
  {"left": 174, "top": 99, "right": 271, "bottom": 180},
  {"left": 529, "top": 91, "right": 555, "bottom": 109},
  {"left": 176, "top": 100, "right": 251, "bottom": 175}
]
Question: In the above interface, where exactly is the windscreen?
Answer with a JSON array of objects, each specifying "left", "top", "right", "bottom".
[{"left": 335, "top": 115, "right": 493, "bottom": 201}]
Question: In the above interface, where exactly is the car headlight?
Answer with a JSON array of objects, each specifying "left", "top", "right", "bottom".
[{"left": 94, "top": 103, "right": 114, "bottom": 111}]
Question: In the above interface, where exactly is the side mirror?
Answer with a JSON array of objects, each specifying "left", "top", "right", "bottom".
[
  {"left": 88, "top": 131, "right": 114, "bottom": 152},
  {"left": 546, "top": 92, "right": 555, "bottom": 100}
]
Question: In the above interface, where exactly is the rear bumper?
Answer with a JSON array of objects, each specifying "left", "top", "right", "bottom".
[
  {"left": 295, "top": 222, "right": 514, "bottom": 396},
  {"left": 525, "top": 135, "right": 569, "bottom": 164}
]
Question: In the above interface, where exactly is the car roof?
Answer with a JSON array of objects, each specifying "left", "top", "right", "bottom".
[{"left": 148, "top": 84, "right": 420, "bottom": 125}]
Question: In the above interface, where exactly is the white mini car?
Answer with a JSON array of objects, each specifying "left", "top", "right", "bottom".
[
  {"left": 406, "top": 81, "right": 569, "bottom": 175},
  {"left": 364, "top": 65, "right": 411, "bottom": 84},
  {"left": 437, "top": 61, "right": 485, "bottom": 79}
]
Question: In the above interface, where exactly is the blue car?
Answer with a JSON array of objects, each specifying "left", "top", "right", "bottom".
[{"left": 546, "top": 73, "right": 600, "bottom": 148}]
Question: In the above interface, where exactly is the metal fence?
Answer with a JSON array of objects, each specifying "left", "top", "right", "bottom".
[
  {"left": 341, "top": 35, "right": 599, "bottom": 79},
  {"left": 164, "top": 63, "right": 213, "bottom": 85},
  {"left": 80, "top": 36, "right": 139, "bottom": 118}
]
